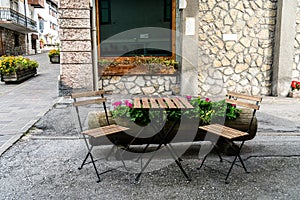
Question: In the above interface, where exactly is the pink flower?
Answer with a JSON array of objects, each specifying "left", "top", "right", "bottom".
[
  {"left": 231, "top": 104, "right": 236, "bottom": 107},
  {"left": 124, "top": 100, "right": 133, "bottom": 108},
  {"left": 205, "top": 98, "right": 210, "bottom": 102},
  {"left": 186, "top": 96, "right": 192, "bottom": 101},
  {"left": 112, "top": 101, "right": 122, "bottom": 107}
]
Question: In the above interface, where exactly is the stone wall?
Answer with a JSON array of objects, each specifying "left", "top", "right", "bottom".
[
  {"left": 293, "top": 0, "right": 300, "bottom": 81},
  {"left": 1, "top": 28, "right": 26, "bottom": 55},
  {"left": 198, "top": 0, "right": 277, "bottom": 97},
  {"left": 58, "top": 0, "right": 93, "bottom": 96},
  {"left": 100, "top": 75, "right": 180, "bottom": 95}
]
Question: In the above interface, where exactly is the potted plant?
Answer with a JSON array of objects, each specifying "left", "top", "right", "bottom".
[
  {"left": 288, "top": 80, "right": 300, "bottom": 98},
  {"left": 0, "top": 56, "right": 39, "bottom": 83},
  {"left": 48, "top": 49, "right": 60, "bottom": 64}
]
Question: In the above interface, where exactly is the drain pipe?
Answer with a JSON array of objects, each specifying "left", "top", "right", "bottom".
[{"left": 90, "top": 0, "right": 99, "bottom": 91}]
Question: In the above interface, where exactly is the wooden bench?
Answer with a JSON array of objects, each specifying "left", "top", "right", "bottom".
[{"left": 198, "top": 91, "right": 262, "bottom": 183}]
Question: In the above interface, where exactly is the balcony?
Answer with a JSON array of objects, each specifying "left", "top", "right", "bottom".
[
  {"left": 0, "top": 8, "right": 37, "bottom": 33},
  {"left": 28, "top": 0, "right": 45, "bottom": 8}
]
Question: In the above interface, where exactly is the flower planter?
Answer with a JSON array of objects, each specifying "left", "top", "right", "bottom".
[
  {"left": 1, "top": 68, "right": 37, "bottom": 83},
  {"left": 49, "top": 55, "right": 60, "bottom": 64},
  {"left": 87, "top": 109, "right": 257, "bottom": 147}
]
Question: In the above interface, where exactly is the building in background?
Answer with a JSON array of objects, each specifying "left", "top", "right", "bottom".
[
  {"left": 35, "top": 0, "right": 59, "bottom": 49},
  {"left": 0, "top": 0, "right": 41, "bottom": 55},
  {"left": 0, "top": 0, "right": 59, "bottom": 56}
]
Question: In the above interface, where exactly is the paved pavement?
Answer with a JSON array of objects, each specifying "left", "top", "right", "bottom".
[
  {"left": 0, "top": 53, "right": 60, "bottom": 155},
  {"left": 0, "top": 53, "right": 300, "bottom": 199}
]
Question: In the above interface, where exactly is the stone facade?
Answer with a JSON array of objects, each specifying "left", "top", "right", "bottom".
[
  {"left": 293, "top": 1, "right": 300, "bottom": 81},
  {"left": 1, "top": 28, "right": 26, "bottom": 55},
  {"left": 100, "top": 75, "right": 179, "bottom": 95},
  {"left": 198, "top": 0, "right": 276, "bottom": 96},
  {"left": 58, "top": 0, "right": 93, "bottom": 95},
  {"left": 59, "top": 0, "right": 300, "bottom": 97}
]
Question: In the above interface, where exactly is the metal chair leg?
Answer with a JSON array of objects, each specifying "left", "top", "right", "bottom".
[
  {"left": 89, "top": 152, "right": 101, "bottom": 183},
  {"left": 78, "top": 146, "right": 94, "bottom": 170},
  {"left": 225, "top": 141, "right": 245, "bottom": 184}
]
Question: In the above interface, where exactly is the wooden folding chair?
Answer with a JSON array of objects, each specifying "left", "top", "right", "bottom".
[
  {"left": 71, "top": 90, "right": 129, "bottom": 183},
  {"left": 198, "top": 91, "right": 262, "bottom": 183}
]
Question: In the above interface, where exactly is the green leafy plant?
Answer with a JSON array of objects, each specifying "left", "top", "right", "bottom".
[
  {"left": 111, "top": 97, "right": 241, "bottom": 126},
  {"left": 0, "top": 56, "right": 39, "bottom": 75}
]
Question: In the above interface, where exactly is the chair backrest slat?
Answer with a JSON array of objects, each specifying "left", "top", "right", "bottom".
[
  {"left": 227, "top": 91, "right": 262, "bottom": 102},
  {"left": 73, "top": 98, "right": 106, "bottom": 107},
  {"left": 226, "top": 91, "right": 262, "bottom": 134},
  {"left": 226, "top": 99, "right": 260, "bottom": 110},
  {"left": 71, "top": 90, "right": 106, "bottom": 98}
]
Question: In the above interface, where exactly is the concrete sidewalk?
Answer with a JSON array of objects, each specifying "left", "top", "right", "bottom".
[{"left": 0, "top": 53, "right": 60, "bottom": 156}]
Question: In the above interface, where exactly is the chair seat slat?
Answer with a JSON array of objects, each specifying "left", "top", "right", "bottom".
[
  {"left": 199, "top": 124, "right": 248, "bottom": 140},
  {"left": 82, "top": 125, "right": 129, "bottom": 138}
]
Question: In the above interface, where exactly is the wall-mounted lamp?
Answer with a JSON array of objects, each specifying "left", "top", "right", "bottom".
[{"left": 179, "top": 0, "right": 187, "bottom": 9}]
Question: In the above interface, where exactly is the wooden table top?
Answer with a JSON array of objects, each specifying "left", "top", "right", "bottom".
[{"left": 133, "top": 97, "right": 194, "bottom": 109}]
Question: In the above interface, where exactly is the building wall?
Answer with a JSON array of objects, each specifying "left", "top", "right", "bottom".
[
  {"left": 293, "top": 0, "right": 300, "bottom": 81},
  {"left": 198, "top": 0, "right": 277, "bottom": 97},
  {"left": 58, "top": 0, "right": 300, "bottom": 97},
  {"left": 58, "top": 0, "right": 93, "bottom": 95},
  {"left": 100, "top": 75, "right": 179, "bottom": 95},
  {"left": 0, "top": 27, "right": 26, "bottom": 55}
]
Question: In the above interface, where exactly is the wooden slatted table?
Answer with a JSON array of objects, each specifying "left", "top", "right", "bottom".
[
  {"left": 133, "top": 96, "right": 194, "bottom": 182},
  {"left": 133, "top": 97, "right": 194, "bottom": 110}
]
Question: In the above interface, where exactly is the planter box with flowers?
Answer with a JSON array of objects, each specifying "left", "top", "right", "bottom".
[
  {"left": 288, "top": 80, "right": 300, "bottom": 98},
  {"left": 48, "top": 49, "right": 60, "bottom": 64},
  {"left": 88, "top": 97, "right": 258, "bottom": 148},
  {"left": 99, "top": 56, "right": 178, "bottom": 75},
  {"left": 0, "top": 56, "right": 38, "bottom": 83}
]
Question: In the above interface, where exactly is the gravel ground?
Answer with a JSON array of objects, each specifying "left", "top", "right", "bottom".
[
  {"left": 1, "top": 100, "right": 300, "bottom": 199},
  {"left": 0, "top": 134, "right": 299, "bottom": 199}
]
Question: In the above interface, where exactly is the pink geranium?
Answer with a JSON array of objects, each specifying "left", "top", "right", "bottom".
[
  {"left": 112, "top": 101, "right": 122, "bottom": 107},
  {"left": 205, "top": 98, "right": 210, "bottom": 102},
  {"left": 186, "top": 96, "right": 192, "bottom": 101},
  {"left": 124, "top": 100, "right": 133, "bottom": 108}
]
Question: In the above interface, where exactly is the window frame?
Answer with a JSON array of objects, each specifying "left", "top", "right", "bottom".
[{"left": 96, "top": 0, "right": 177, "bottom": 75}]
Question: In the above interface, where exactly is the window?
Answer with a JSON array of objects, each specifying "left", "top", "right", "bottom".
[
  {"left": 164, "top": 0, "right": 171, "bottom": 22},
  {"left": 10, "top": 0, "right": 19, "bottom": 11},
  {"left": 99, "top": 0, "right": 174, "bottom": 57},
  {"left": 39, "top": 19, "right": 44, "bottom": 33},
  {"left": 100, "top": 0, "right": 111, "bottom": 24},
  {"left": 14, "top": 33, "right": 19, "bottom": 47}
]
